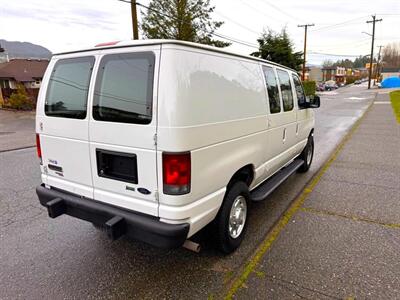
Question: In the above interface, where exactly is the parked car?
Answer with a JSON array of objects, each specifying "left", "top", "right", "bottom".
[
  {"left": 316, "top": 82, "right": 325, "bottom": 91},
  {"left": 35, "top": 40, "right": 320, "bottom": 254},
  {"left": 354, "top": 80, "right": 362, "bottom": 85},
  {"left": 325, "top": 80, "right": 338, "bottom": 91}
]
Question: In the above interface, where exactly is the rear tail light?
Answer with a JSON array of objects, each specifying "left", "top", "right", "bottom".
[
  {"left": 36, "top": 134, "right": 42, "bottom": 164},
  {"left": 162, "top": 152, "right": 191, "bottom": 195}
]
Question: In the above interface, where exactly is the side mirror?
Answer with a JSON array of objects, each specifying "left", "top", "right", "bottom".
[
  {"left": 309, "top": 94, "right": 320, "bottom": 108},
  {"left": 299, "top": 95, "right": 320, "bottom": 109}
]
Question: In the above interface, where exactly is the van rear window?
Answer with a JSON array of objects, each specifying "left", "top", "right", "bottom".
[
  {"left": 45, "top": 56, "right": 94, "bottom": 119},
  {"left": 93, "top": 52, "right": 155, "bottom": 125}
]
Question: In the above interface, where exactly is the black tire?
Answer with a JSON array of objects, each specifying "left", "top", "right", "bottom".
[
  {"left": 214, "top": 181, "right": 250, "bottom": 254},
  {"left": 298, "top": 134, "right": 314, "bottom": 173}
]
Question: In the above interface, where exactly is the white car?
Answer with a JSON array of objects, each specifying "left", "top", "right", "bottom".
[{"left": 35, "top": 40, "right": 319, "bottom": 253}]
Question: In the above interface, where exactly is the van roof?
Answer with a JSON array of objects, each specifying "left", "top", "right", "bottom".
[{"left": 55, "top": 39, "right": 296, "bottom": 72}]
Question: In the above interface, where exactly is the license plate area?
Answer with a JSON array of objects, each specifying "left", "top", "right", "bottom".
[{"left": 96, "top": 149, "right": 138, "bottom": 184}]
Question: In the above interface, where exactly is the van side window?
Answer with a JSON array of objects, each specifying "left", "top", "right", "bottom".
[
  {"left": 93, "top": 52, "right": 155, "bottom": 124},
  {"left": 262, "top": 66, "right": 281, "bottom": 114},
  {"left": 276, "top": 69, "right": 294, "bottom": 111},
  {"left": 292, "top": 74, "right": 306, "bottom": 106},
  {"left": 45, "top": 56, "right": 95, "bottom": 119}
]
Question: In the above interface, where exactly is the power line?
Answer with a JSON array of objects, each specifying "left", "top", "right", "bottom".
[
  {"left": 214, "top": 11, "right": 260, "bottom": 35},
  {"left": 258, "top": 0, "right": 305, "bottom": 23},
  {"left": 115, "top": 0, "right": 260, "bottom": 49},
  {"left": 311, "top": 38, "right": 371, "bottom": 52},
  {"left": 308, "top": 51, "right": 365, "bottom": 57},
  {"left": 310, "top": 15, "right": 368, "bottom": 32},
  {"left": 235, "top": 0, "right": 284, "bottom": 24}
]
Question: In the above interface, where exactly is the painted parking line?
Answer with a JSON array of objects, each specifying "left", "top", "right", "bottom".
[{"left": 224, "top": 100, "right": 375, "bottom": 300}]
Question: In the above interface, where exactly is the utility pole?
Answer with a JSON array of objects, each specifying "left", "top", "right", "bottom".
[
  {"left": 298, "top": 24, "right": 315, "bottom": 81},
  {"left": 131, "top": 0, "right": 139, "bottom": 40},
  {"left": 366, "top": 15, "right": 382, "bottom": 89},
  {"left": 376, "top": 45, "right": 383, "bottom": 81}
]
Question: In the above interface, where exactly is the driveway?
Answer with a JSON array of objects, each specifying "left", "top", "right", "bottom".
[{"left": 0, "top": 109, "right": 35, "bottom": 152}]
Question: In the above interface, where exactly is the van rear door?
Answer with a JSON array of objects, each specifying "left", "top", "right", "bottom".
[
  {"left": 88, "top": 46, "right": 160, "bottom": 217},
  {"left": 37, "top": 55, "right": 96, "bottom": 199}
]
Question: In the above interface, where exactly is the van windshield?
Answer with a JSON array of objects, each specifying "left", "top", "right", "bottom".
[
  {"left": 93, "top": 52, "right": 155, "bottom": 125},
  {"left": 45, "top": 56, "right": 95, "bottom": 119}
]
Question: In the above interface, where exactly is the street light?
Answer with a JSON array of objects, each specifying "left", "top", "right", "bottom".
[{"left": 361, "top": 31, "right": 372, "bottom": 37}]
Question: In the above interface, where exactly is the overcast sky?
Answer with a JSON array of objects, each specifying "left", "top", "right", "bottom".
[{"left": 0, "top": 0, "right": 399, "bottom": 65}]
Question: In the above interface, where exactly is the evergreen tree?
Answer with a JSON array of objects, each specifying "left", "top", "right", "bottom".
[
  {"left": 141, "top": 0, "right": 230, "bottom": 48},
  {"left": 251, "top": 28, "right": 303, "bottom": 71}
]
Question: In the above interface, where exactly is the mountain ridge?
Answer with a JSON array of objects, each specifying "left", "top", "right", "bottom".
[{"left": 0, "top": 39, "right": 52, "bottom": 59}]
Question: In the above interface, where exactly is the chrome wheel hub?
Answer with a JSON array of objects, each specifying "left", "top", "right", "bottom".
[{"left": 229, "top": 195, "right": 247, "bottom": 239}]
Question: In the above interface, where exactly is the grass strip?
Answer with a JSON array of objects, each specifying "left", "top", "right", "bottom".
[{"left": 389, "top": 90, "right": 400, "bottom": 123}]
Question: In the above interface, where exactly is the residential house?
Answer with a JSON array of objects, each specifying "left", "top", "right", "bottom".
[
  {"left": 0, "top": 58, "right": 49, "bottom": 101},
  {"left": 354, "top": 67, "right": 369, "bottom": 79},
  {"left": 322, "top": 66, "right": 346, "bottom": 83},
  {"left": 302, "top": 66, "right": 323, "bottom": 82},
  {"left": 381, "top": 67, "right": 400, "bottom": 80}
]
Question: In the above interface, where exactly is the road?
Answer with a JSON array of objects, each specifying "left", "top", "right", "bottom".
[
  {"left": 0, "top": 110, "right": 35, "bottom": 152},
  {"left": 0, "top": 84, "right": 376, "bottom": 299}
]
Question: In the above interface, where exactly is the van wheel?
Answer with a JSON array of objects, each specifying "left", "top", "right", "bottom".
[
  {"left": 298, "top": 135, "right": 314, "bottom": 173},
  {"left": 214, "top": 181, "right": 249, "bottom": 254}
]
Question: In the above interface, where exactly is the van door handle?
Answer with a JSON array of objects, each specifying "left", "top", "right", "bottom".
[{"left": 283, "top": 128, "right": 286, "bottom": 142}]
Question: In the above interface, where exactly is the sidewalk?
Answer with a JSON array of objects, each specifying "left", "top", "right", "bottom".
[{"left": 230, "top": 92, "right": 400, "bottom": 299}]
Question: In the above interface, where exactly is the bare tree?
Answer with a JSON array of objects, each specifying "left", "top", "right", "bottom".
[{"left": 382, "top": 42, "right": 400, "bottom": 68}]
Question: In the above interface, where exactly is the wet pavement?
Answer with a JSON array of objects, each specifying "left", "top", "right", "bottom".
[
  {"left": 0, "top": 110, "right": 35, "bottom": 152},
  {"left": 0, "top": 84, "right": 377, "bottom": 299},
  {"left": 233, "top": 91, "right": 400, "bottom": 299}
]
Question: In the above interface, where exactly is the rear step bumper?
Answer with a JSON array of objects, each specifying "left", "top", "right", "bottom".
[{"left": 36, "top": 184, "right": 189, "bottom": 249}]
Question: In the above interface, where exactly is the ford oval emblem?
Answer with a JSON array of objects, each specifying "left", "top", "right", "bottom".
[{"left": 137, "top": 188, "right": 151, "bottom": 195}]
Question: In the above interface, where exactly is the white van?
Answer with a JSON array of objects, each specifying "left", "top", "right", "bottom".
[{"left": 36, "top": 40, "right": 320, "bottom": 253}]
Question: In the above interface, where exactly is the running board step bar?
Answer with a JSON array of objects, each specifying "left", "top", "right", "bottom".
[{"left": 250, "top": 159, "right": 304, "bottom": 202}]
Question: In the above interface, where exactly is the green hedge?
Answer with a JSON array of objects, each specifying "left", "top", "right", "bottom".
[
  {"left": 302, "top": 80, "right": 316, "bottom": 96},
  {"left": 346, "top": 76, "right": 356, "bottom": 85}
]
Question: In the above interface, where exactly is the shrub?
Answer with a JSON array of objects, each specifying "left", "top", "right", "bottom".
[
  {"left": 302, "top": 80, "right": 316, "bottom": 96},
  {"left": 0, "top": 92, "right": 4, "bottom": 108},
  {"left": 8, "top": 84, "right": 34, "bottom": 110},
  {"left": 346, "top": 76, "right": 356, "bottom": 85}
]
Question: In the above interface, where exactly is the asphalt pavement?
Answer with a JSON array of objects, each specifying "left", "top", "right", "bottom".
[
  {"left": 0, "top": 109, "right": 35, "bottom": 152},
  {"left": 232, "top": 91, "right": 400, "bottom": 299},
  {"left": 0, "top": 84, "right": 377, "bottom": 299}
]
